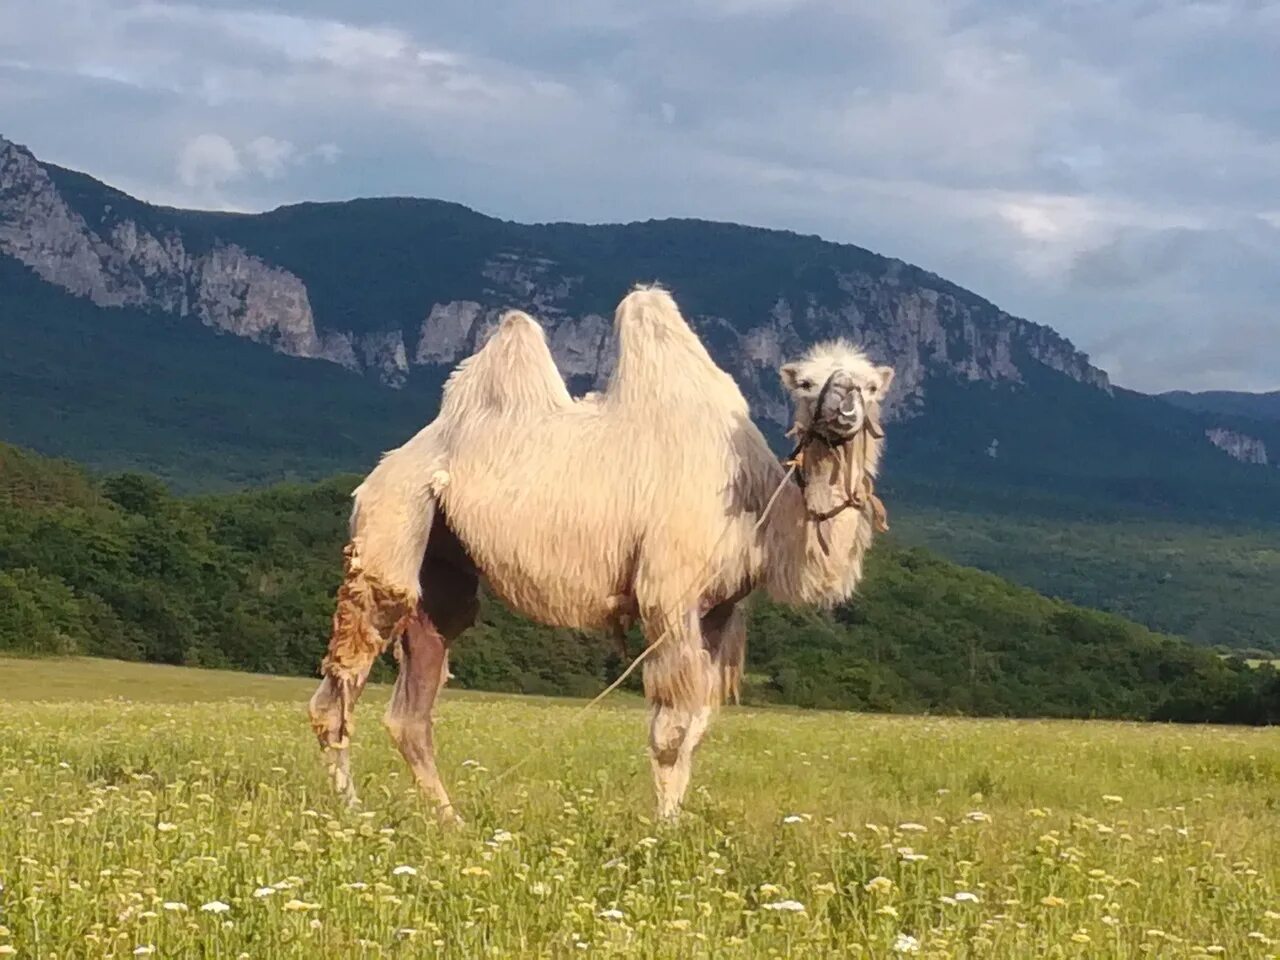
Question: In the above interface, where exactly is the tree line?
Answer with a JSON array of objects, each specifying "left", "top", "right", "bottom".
[{"left": 1, "top": 442, "right": 1275, "bottom": 724}]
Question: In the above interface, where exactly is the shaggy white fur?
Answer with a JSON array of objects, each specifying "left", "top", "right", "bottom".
[{"left": 313, "top": 284, "right": 893, "bottom": 820}]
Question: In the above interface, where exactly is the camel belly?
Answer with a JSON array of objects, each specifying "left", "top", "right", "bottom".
[{"left": 440, "top": 492, "right": 633, "bottom": 630}]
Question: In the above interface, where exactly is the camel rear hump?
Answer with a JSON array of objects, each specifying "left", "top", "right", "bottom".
[{"left": 439, "top": 309, "right": 573, "bottom": 419}]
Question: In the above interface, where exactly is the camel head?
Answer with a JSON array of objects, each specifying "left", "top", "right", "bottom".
[{"left": 780, "top": 340, "right": 895, "bottom": 446}]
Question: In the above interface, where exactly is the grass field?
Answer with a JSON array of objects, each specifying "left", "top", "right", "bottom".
[{"left": 1, "top": 658, "right": 1277, "bottom": 958}]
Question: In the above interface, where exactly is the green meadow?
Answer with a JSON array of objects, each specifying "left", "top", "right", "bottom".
[{"left": 1, "top": 657, "right": 1277, "bottom": 958}]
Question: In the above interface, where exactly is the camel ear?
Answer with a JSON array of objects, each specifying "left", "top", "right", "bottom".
[
  {"left": 780, "top": 363, "right": 803, "bottom": 391},
  {"left": 875, "top": 365, "right": 895, "bottom": 394}
]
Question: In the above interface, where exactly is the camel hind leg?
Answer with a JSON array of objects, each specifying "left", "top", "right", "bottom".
[
  {"left": 383, "top": 524, "right": 478, "bottom": 823},
  {"left": 308, "top": 667, "right": 373, "bottom": 806}
]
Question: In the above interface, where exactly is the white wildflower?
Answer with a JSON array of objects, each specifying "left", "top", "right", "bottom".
[
  {"left": 898, "top": 822, "right": 927, "bottom": 832},
  {"left": 252, "top": 887, "right": 275, "bottom": 898},
  {"left": 133, "top": 947, "right": 156, "bottom": 957},
  {"left": 782, "top": 815, "right": 805, "bottom": 824},
  {"left": 954, "top": 891, "right": 979, "bottom": 903},
  {"left": 161, "top": 901, "right": 187, "bottom": 912},
  {"left": 200, "top": 901, "right": 231, "bottom": 914},
  {"left": 761, "top": 899, "right": 806, "bottom": 912},
  {"left": 598, "top": 909, "right": 625, "bottom": 920},
  {"left": 893, "top": 933, "right": 921, "bottom": 954},
  {"left": 391, "top": 865, "right": 417, "bottom": 877}
]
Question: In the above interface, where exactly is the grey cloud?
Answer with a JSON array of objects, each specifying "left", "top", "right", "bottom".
[{"left": 0, "top": 0, "right": 1277, "bottom": 390}]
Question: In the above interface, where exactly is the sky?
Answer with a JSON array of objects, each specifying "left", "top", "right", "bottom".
[{"left": 2, "top": 0, "right": 1278, "bottom": 393}]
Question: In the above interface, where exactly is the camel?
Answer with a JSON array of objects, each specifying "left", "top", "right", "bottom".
[{"left": 307, "top": 284, "right": 894, "bottom": 822}]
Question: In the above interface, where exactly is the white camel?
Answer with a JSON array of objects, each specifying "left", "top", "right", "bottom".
[{"left": 308, "top": 284, "right": 894, "bottom": 821}]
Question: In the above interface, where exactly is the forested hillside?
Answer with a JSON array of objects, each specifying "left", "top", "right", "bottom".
[{"left": 2, "top": 442, "right": 1274, "bottom": 724}]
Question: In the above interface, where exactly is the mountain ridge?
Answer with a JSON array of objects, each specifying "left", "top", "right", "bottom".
[
  {"left": 4, "top": 131, "right": 1280, "bottom": 651},
  {"left": 2, "top": 132, "right": 1109, "bottom": 417}
]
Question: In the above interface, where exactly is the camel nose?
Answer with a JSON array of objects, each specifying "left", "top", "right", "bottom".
[{"left": 816, "top": 372, "right": 862, "bottom": 439}]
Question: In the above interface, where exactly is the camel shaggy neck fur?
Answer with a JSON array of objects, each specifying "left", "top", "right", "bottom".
[{"left": 308, "top": 284, "right": 894, "bottom": 821}]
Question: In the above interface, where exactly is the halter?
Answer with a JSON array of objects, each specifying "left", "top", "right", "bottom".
[{"left": 783, "top": 372, "right": 889, "bottom": 555}]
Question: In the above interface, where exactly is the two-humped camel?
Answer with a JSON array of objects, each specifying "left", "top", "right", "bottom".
[{"left": 308, "top": 284, "right": 894, "bottom": 822}]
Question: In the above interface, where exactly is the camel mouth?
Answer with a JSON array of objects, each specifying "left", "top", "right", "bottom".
[{"left": 811, "top": 372, "right": 864, "bottom": 442}]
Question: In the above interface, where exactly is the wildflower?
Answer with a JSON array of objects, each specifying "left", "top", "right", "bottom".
[
  {"left": 865, "top": 876, "right": 895, "bottom": 894},
  {"left": 1071, "top": 932, "right": 1091, "bottom": 944},
  {"left": 964, "top": 811, "right": 991, "bottom": 823},
  {"left": 898, "top": 822, "right": 927, "bottom": 833},
  {"left": 877, "top": 905, "right": 900, "bottom": 918},
  {"left": 636, "top": 836, "right": 659, "bottom": 848},
  {"left": 252, "top": 887, "right": 275, "bottom": 898},
  {"left": 1102, "top": 795, "right": 1123, "bottom": 804},
  {"left": 762, "top": 900, "right": 806, "bottom": 912},
  {"left": 461, "top": 759, "right": 481, "bottom": 767},
  {"left": 940, "top": 896, "right": 957, "bottom": 906},
  {"left": 529, "top": 882, "right": 550, "bottom": 897},
  {"left": 490, "top": 829, "right": 514, "bottom": 843},
  {"left": 338, "top": 882, "right": 367, "bottom": 891},
  {"left": 954, "top": 892, "right": 979, "bottom": 903},
  {"left": 1205, "top": 947, "right": 1225, "bottom": 955},
  {"left": 892, "top": 933, "right": 920, "bottom": 954},
  {"left": 396, "top": 928, "right": 419, "bottom": 939},
  {"left": 1040, "top": 896, "right": 1066, "bottom": 907},
  {"left": 200, "top": 901, "right": 231, "bottom": 914},
  {"left": 461, "top": 865, "right": 490, "bottom": 877},
  {"left": 283, "top": 899, "right": 321, "bottom": 912},
  {"left": 782, "top": 815, "right": 805, "bottom": 824},
  {"left": 162, "top": 901, "right": 187, "bottom": 912},
  {"left": 391, "top": 865, "right": 417, "bottom": 877},
  {"left": 666, "top": 918, "right": 691, "bottom": 931},
  {"left": 598, "top": 909, "right": 625, "bottom": 920},
  {"left": 758, "top": 883, "right": 782, "bottom": 896},
  {"left": 815, "top": 882, "right": 836, "bottom": 895},
  {"left": 133, "top": 947, "right": 156, "bottom": 957},
  {"left": 156, "top": 822, "right": 177, "bottom": 832}
]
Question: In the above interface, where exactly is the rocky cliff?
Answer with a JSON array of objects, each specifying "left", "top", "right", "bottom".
[
  {"left": 1205, "top": 427, "right": 1269, "bottom": 466},
  {"left": 0, "top": 134, "right": 1111, "bottom": 431}
]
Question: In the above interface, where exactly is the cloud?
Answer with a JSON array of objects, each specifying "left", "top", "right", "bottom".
[
  {"left": 1, "top": 0, "right": 1278, "bottom": 391},
  {"left": 245, "top": 136, "right": 296, "bottom": 179},
  {"left": 176, "top": 133, "right": 241, "bottom": 188}
]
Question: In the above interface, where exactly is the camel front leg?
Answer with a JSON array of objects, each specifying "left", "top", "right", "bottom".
[
  {"left": 643, "top": 607, "right": 713, "bottom": 821},
  {"left": 308, "top": 667, "right": 373, "bottom": 806},
  {"left": 647, "top": 600, "right": 747, "bottom": 819},
  {"left": 384, "top": 612, "right": 461, "bottom": 824}
]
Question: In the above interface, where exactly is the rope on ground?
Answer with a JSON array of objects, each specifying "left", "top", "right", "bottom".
[{"left": 488, "top": 460, "right": 800, "bottom": 785}]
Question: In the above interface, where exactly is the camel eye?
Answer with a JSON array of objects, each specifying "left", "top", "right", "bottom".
[
  {"left": 797, "top": 379, "right": 814, "bottom": 391},
  {"left": 867, "top": 384, "right": 877, "bottom": 394}
]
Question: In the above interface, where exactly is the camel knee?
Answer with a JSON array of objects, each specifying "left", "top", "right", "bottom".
[
  {"left": 649, "top": 706, "right": 690, "bottom": 766},
  {"left": 308, "top": 678, "right": 343, "bottom": 746}
]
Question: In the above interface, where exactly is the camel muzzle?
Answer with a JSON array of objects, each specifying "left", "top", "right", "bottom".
[{"left": 811, "top": 371, "right": 872, "bottom": 444}]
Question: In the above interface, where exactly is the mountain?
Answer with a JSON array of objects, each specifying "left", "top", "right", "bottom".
[
  {"left": 1159, "top": 390, "right": 1280, "bottom": 467},
  {"left": 3, "top": 133, "right": 1280, "bottom": 650},
  {"left": 1162, "top": 390, "right": 1280, "bottom": 424}
]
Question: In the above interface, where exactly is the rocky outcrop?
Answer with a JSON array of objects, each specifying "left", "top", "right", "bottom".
[
  {"left": 1, "top": 136, "right": 326, "bottom": 359},
  {"left": 1205, "top": 427, "right": 1269, "bottom": 465},
  {"left": 1, "top": 132, "right": 1116, "bottom": 413}
]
